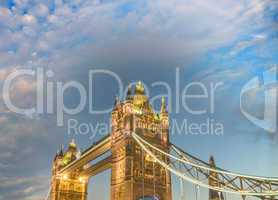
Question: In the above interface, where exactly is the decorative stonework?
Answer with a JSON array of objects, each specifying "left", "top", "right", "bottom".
[
  {"left": 51, "top": 141, "right": 88, "bottom": 200},
  {"left": 50, "top": 81, "right": 172, "bottom": 200},
  {"left": 111, "top": 82, "right": 172, "bottom": 200}
]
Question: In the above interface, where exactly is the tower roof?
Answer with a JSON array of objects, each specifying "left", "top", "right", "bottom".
[
  {"left": 135, "top": 81, "right": 145, "bottom": 95},
  {"left": 209, "top": 155, "right": 216, "bottom": 168},
  {"left": 69, "top": 139, "right": 77, "bottom": 149}
]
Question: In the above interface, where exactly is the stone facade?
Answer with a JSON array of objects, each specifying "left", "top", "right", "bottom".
[
  {"left": 110, "top": 82, "right": 172, "bottom": 200},
  {"left": 51, "top": 141, "right": 88, "bottom": 200},
  {"left": 50, "top": 81, "right": 173, "bottom": 200}
]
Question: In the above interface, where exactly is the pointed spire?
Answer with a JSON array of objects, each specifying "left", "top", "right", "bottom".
[
  {"left": 54, "top": 151, "right": 58, "bottom": 161},
  {"left": 114, "top": 96, "right": 120, "bottom": 106},
  {"left": 160, "top": 96, "right": 167, "bottom": 113},
  {"left": 126, "top": 85, "right": 132, "bottom": 100},
  {"left": 209, "top": 155, "right": 216, "bottom": 168},
  {"left": 58, "top": 144, "right": 64, "bottom": 156},
  {"left": 76, "top": 149, "right": 81, "bottom": 158}
]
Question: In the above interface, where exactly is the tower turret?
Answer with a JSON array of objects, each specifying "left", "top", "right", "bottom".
[
  {"left": 160, "top": 96, "right": 167, "bottom": 113},
  {"left": 133, "top": 81, "right": 149, "bottom": 114},
  {"left": 50, "top": 141, "right": 88, "bottom": 200},
  {"left": 62, "top": 139, "right": 78, "bottom": 166},
  {"left": 135, "top": 81, "right": 145, "bottom": 95},
  {"left": 114, "top": 96, "right": 120, "bottom": 107},
  {"left": 52, "top": 145, "right": 64, "bottom": 175},
  {"left": 111, "top": 82, "right": 172, "bottom": 200},
  {"left": 69, "top": 139, "right": 77, "bottom": 149},
  {"left": 58, "top": 145, "right": 64, "bottom": 157},
  {"left": 126, "top": 85, "right": 133, "bottom": 100},
  {"left": 159, "top": 97, "right": 169, "bottom": 144}
]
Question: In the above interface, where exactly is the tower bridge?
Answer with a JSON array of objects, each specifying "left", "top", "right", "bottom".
[{"left": 46, "top": 82, "right": 278, "bottom": 200}]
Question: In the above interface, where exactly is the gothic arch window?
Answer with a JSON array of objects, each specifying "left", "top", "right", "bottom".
[{"left": 69, "top": 183, "right": 74, "bottom": 191}]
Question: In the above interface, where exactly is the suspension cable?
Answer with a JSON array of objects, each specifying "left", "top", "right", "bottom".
[
  {"left": 195, "top": 185, "right": 198, "bottom": 200},
  {"left": 132, "top": 132, "right": 278, "bottom": 196},
  {"left": 180, "top": 177, "right": 184, "bottom": 200},
  {"left": 195, "top": 167, "right": 200, "bottom": 200},
  {"left": 179, "top": 161, "right": 185, "bottom": 200},
  {"left": 133, "top": 132, "right": 278, "bottom": 182},
  {"left": 44, "top": 187, "right": 51, "bottom": 200}
]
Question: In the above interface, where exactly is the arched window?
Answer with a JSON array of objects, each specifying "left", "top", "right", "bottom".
[
  {"left": 138, "top": 195, "right": 159, "bottom": 200},
  {"left": 69, "top": 183, "right": 74, "bottom": 191}
]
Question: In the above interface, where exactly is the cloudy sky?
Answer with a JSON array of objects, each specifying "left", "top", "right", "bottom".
[{"left": 0, "top": 0, "right": 277, "bottom": 200}]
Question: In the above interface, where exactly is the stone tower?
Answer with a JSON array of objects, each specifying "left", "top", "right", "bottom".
[
  {"left": 51, "top": 140, "right": 88, "bottom": 200},
  {"left": 110, "top": 81, "right": 172, "bottom": 200},
  {"left": 208, "top": 156, "right": 224, "bottom": 200}
]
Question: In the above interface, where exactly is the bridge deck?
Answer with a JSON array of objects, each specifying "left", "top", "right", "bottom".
[
  {"left": 59, "top": 135, "right": 111, "bottom": 175},
  {"left": 80, "top": 156, "right": 112, "bottom": 177}
]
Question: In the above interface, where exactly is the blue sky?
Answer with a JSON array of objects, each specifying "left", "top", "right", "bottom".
[{"left": 0, "top": 0, "right": 277, "bottom": 200}]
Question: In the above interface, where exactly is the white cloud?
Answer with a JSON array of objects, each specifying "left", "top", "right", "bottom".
[
  {"left": 31, "top": 4, "right": 49, "bottom": 18},
  {"left": 0, "top": 0, "right": 273, "bottom": 71},
  {"left": 229, "top": 34, "right": 267, "bottom": 56},
  {"left": 0, "top": 2, "right": 276, "bottom": 200},
  {"left": 13, "top": 0, "right": 30, "bottom": 10},
  {"left": 21, "top": 14, "right": 37, "bottom": 26},
  {"left": 0, "top": 175, "right": 49, "bottom": 200}
]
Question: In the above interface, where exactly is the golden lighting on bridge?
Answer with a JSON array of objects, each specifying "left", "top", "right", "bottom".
[{"left": 46, "top": 82, "right": 278, "bottom": 200}]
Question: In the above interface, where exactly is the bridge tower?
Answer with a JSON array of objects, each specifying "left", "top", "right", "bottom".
[
  {"left": 110, "top": 82, "right": 172, "bottom": 200},
  {"left": 208, "top": 156, "right": 224, "bottom": 200},
  {"left": 51, "top": 140, "right": 88, "bottom": 200}
]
